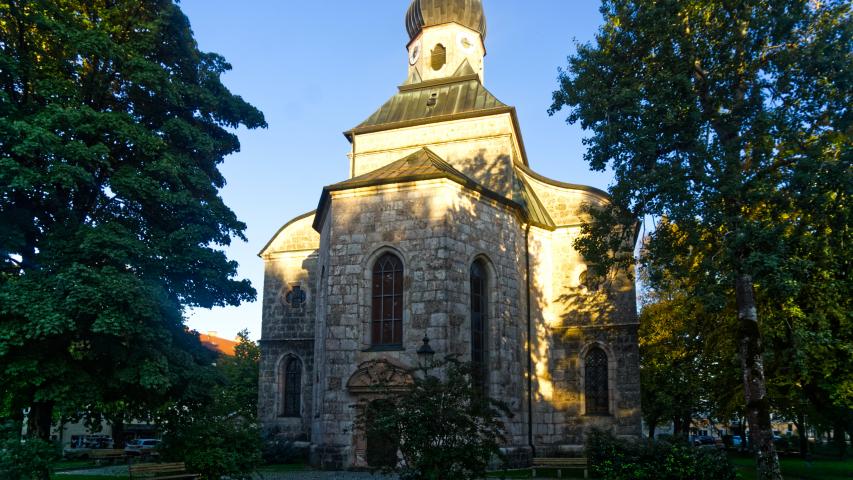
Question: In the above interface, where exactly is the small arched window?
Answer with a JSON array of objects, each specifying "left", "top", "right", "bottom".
[
  {"left": 585, "top": 348, "right": 609, "bottom": 415},
  {"left": 371, "top": 253, "right": 404, "bottom": 346},
  {"left": 470, "top": 260, "right": 488, "bottom": 393},
  {"left": 431, "top": 43, "right": 446, "bottom": 70},
  {"left": 282, "top": 357, "right": 302, "bottom": 417}
]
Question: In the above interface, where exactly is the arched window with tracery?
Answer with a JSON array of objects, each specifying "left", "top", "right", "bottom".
[
  {"left": 371, "top": 253, "right": 403, "bottom": 346},
  {"left": 470, "top": 260, "right": 488, "bottom": 393},
  {"left": 281, "top": 357, "right": 302, "bottom": 417},
  {"left": 585, "top": 347, "right": 609, "bottom": 415}
]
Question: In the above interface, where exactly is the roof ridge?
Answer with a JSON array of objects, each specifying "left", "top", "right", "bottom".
[{"left": 420, "top": 147, "right": 472, "bottom": 182}]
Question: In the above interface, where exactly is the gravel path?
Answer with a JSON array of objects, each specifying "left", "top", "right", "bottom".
[
  {"left": 56, "top": 466, "right": 129, "bottom": 476},
  {"left": 253, "top": 472, "right": 396, "bottom": 479},
  {"left": 56, "top": 466, "right": 397, "bottom": 479}
]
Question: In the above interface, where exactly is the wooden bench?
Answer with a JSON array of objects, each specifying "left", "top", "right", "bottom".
[
  {"left": 89, "top": 449, "right": 126, "bottom": 464},
  {"left": 129, "top": 462, "right": 199, "bottom": 480},
  {"left": 531, "top": 457, "right": 588, "bottom": 478}
]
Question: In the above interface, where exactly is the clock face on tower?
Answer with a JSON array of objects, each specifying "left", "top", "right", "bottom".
[
  {"left": 457, "top": 32, "right": 475, "bottom": 53},
  {"left": 409, "top": 41, "right": 421, "bottom": 65}
]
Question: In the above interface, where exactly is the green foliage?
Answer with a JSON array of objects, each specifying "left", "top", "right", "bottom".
[
  {"left": 261, "top": 433, "right": 309, "bottom": 465},
  {"left": 0, "top": 0, "right": 265, "bottom": 436},
  {"left": 158, "top": 332, "right": 263, "bottom": 479},
  {"left": 586, "top": 430, "right": 736, "bottom": 480},
  {"left": 159, "top": 411, "right": 261, "bottom": 480},
  {"left": 216, "top": 329, "right": 261, "bottom": 419},
  {"left": 0, "top": 422, "right": 59, "bottom": 480},
  {"left": 640, "top": 297, "right": 733, "bottom": 435},
  {"left": 360, "top": 358, "right": 511, "bottom": 480},
  {"left": 551, "top": 1, "right": 851, "bottom": 477},
  {"left": 638, "top": 253, "right": 745, "bottom": 435}
]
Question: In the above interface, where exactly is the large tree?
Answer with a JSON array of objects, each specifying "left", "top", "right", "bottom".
[
  {"left": 550, "top": 1, "right": 851, "bottom": 479},
  {"left": 0, "top": 0, "right": 265, "bottom": 446}
]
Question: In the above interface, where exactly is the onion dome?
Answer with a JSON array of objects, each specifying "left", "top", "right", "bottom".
[{"left": 406, "top": 0, "right": 487, "bottom": 41}]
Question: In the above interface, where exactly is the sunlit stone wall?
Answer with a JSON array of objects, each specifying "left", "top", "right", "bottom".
[{"left": 308, "top": 179, "right": 530, "bottom": 468}]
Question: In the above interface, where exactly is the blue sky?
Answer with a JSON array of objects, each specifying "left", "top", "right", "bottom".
[{"left": 180, "top": 0, "right": 612, "bottom": 340}]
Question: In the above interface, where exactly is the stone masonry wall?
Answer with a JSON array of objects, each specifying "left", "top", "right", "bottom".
[
  {"left": 528, "top": 222, "right": 642, "bottom": 454},
  {"left": 311, "top": 179, "right": 531, "bottom": 468},
  {"left": 259, "top": 213, "right": 321, "bottom": 440}
]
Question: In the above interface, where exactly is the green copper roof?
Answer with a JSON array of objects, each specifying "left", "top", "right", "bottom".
[
  {"left": 313, "top": 148, "right": 554, "bottom": 232},
  {"left": 513, "top": 173, "right": 554, "bottom": 229},
  {"left": 346, "top": 74, "right": 508, "bottom": 138},
  {"left": 406, "top": 0, "right": 487, "bottom": 41},
  {"left": 328, "top": 147, "right": 468, "bottom": 192}
]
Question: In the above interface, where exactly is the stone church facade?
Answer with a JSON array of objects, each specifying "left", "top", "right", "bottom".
[{"left": 258, "top": 0, "right": 641, "bottom": 469}]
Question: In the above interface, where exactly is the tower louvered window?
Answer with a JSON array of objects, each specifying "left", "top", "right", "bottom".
[
  {"left": 282, "top": 357, "right": 302, "bottom": 417},
  {"left": 371, "top": 253, "right": 404, "bottom": 346},
  {"left": 585, "top": 348, "right": 609, "bottom": 415},
  {"left": 470, "top": 260, "right": 487, "bottom": 393}
]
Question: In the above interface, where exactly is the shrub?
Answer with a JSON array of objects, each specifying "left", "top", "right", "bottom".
[
  {"left": 261, "top": 432, "right": 309, "bottom": 465},
  {"left": 0, "top": 424, "right": 59, "bottom": 480},
  {"left": 586, "top": 430, "right": 736, "bottom": 480},
  {"left": 159, "top": 411, "right": 262, "bottom": 480},
  {"left": 359, "top": 357, "right": 511, "bottom": 480}
]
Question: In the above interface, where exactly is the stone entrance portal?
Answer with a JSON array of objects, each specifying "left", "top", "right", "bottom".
[
  {"left": 365, "top": 399, "right": 400, "bottom": 468},
  {"left": 346, "top": 359, "right": 413, "bottom": 468}
]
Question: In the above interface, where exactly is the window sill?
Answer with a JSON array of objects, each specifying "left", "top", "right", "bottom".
[
  {"left": 584, "top": 413, "right": 612, "bottom": 417},
  {"left": 362, "top": 345, "right": 405, "bottom": 352}
]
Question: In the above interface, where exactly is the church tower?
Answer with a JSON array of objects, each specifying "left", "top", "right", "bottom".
[
  {"left": 404, "top": 0, "right": 487, "bottom": 84},
  {"left": 258, "top": 0, "right": 642, "bottom": 470}
]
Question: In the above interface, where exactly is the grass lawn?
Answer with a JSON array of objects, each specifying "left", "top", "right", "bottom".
[
  {"left": 731, "top": 455, "right": 853, "bottom": 480},
  {"left": 54, "top": 460, "right": 98, "bottom": 471}
]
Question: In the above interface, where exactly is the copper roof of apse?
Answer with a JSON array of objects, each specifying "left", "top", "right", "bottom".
[
  {"left": 406, "top": 0, "right": 487, "bottom": 40},
  {"left": 313, "top": 148, "right": 554, "bottom": 231}
]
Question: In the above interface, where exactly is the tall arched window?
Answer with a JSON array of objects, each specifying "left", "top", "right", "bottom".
[
  {"left": 585, "top": 348, "right": 609, "bottom": 415},
  {"left": 282, "top": 357, "right": 302, "bottom": 417},
  {"left": 470, "top": 260, "right": 487, "bottom": 393},
  {"left": 372, "top": 253, "right": 403, "bottom": 346}
]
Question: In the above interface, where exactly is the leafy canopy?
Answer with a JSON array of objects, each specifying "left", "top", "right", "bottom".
[
  {"left": 0, "top": 0, "right": 265, "bottom": 422},
  {"left": 550, "top": 1, "right": 850, "bottom": 477}
]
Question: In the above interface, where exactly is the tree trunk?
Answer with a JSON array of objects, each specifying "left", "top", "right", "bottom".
[
  {"left": 26, "top": 401, "right": 54, "bottom": 480},
  {"left": 833, "top": 421, "right": 846, "bottom": 458},
  {"left": 27, "top": 401, "right": 54, "bottom": 441},
  {"left": 794, "top": 412, "right": 808, "bottom": 457},
  {"left": 111, "top": 415, "right": 126, "bottom": 449},
  {"left": 736, "top": 274, "right": 783, "bottom": 480},
  {"left": 648, "top": 421, "right": 657, "bottom": 441}
]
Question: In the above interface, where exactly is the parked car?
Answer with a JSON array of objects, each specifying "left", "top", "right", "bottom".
[
  {"left": 690, "top": 434, "right": 717, "bottom": 446},
  {"left": 124, "top": 438, "right": 160, "bottom": 456},
  {"left": 83, "top": 434, "right": 114, "bottom": 449}
]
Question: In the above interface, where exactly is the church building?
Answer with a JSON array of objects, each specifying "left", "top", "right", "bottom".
[{"left": 258, "top": 0, "right": 641, "bottom": 469}]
